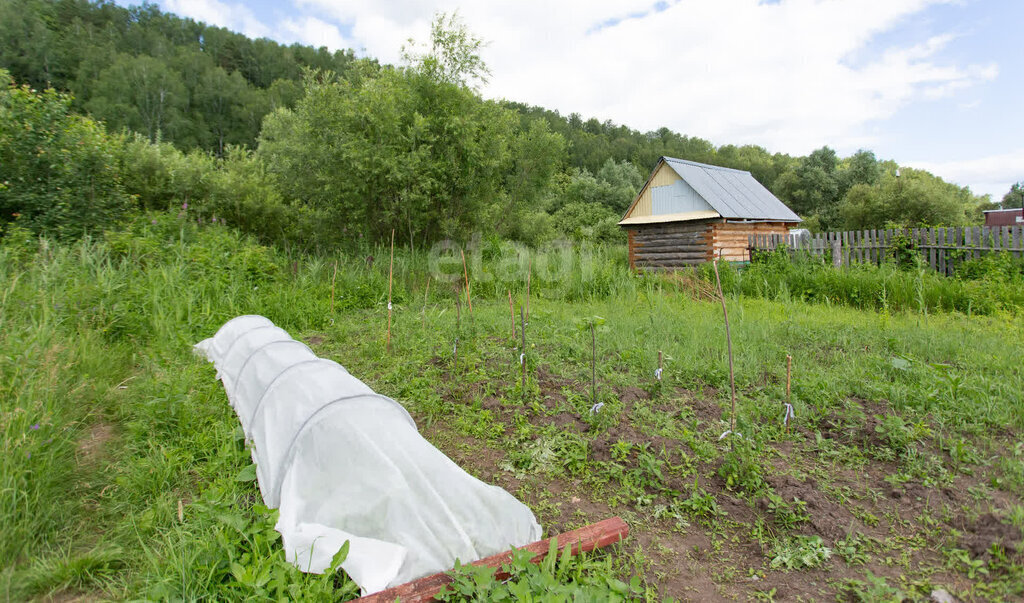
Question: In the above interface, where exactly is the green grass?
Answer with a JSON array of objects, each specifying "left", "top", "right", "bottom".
[
  {"left": 2, "top": 213, "right": 1023, "bottom": 600},
  {"left": 715, "top": 247, "right": 1024, "bottom": 316}
]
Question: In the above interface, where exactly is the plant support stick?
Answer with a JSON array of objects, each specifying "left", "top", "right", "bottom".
[
  {"left": 520, "top": 306, "right": 526, "bottom": 398},
  {"left": 461, "top": 248, "right": 472, "bottom": 313},
  {"left": 330, "top": 260, "right": 338, "bottom": 314},
  {"left": 422, "top": 277, "right": 430, "bottom": 332},
  {"left": 712, "top": 260, "right": 737, "bottom": 436},
  {"left": 656, "top": 350, "right": 663, "bottom": 391},
  {"left": 591, "top": 322, "right": 597, "bottom": 407},
  {"left": 386, "top": 229, "right": 395, "bottom": 352},
  {"left": 508, "top": 290, "right": 516, "bottom": 340},
  {"left": 785, "top": 354, "right": 793, "bottom": 434},
  {"left": 525, "top": 256, "right": 532, "bottom": 323}
]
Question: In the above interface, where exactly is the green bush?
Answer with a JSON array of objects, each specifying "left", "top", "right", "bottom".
[
  {"left": 0, "top": 70, "right": 130, "bottom": 237},
  {"left": 551, "top": 202, "right": 624, "bottom": 244}
]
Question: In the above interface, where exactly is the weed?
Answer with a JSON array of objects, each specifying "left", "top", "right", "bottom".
[
  {"left": 945, "top": 548, "right": 989, "bottom": 580},
  {"left": 717, "top": 439, "right": 766, "bottom": 495},
  {"left": 836, "top": 571, "right": 906, "bottom": 602},
  {"left": 769, "top": 535, "right": 832, "bottom": 570},
  {"left": 437, "top": 540, "right": 642, "bottom": 601},
  {"left": 767, "top": 493, "right": 810, "bottom": 529},
  {"left": 835, "top": 532, "right": 872, "bottom": 566}
]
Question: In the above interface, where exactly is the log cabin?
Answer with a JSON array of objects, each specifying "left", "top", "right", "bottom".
[{"left": 619, "top": 157, "right": 801, "bottom": 270}]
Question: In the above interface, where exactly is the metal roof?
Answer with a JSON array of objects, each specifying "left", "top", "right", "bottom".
[{"left": 661, "top": 157, "right": 801, "bottom": 222}]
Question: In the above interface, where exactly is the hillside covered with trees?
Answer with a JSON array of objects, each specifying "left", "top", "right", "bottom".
[{"left": 0, "top": 0, "right": 1003, "bottom": 248}]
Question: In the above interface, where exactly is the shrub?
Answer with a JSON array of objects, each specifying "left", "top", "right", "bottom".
[
  {"left": 551, "top": 202, "right": 624, "bottom": 244},
  {"left": 0, "top": 70, "right": 130, "bottom": 237}
]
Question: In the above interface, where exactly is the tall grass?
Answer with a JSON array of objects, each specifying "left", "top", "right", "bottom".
[
  {"left": 0, "top": 212, "right": 647, "bottom": 599},
  {"left": 708, "top": 248, "right": 1024, "bottom": 316},
  {"left": 2, "top": 212, "right": 1022, "bottom": 599}
]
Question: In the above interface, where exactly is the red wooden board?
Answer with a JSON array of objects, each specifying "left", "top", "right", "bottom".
[{"left": 356, "top": 516, "right": 629, "bottom": 603}]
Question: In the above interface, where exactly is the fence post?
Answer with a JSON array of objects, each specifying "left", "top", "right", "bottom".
[
  {"left": 941, "top": 228, "right": 948, "bottom": 274},
  {"left": 928, "top": 228, "right": 936, "bottom": 271}
]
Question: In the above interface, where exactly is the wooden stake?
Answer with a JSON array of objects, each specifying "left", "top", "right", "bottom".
[
  {"left": 508, "top": 290, "right": 516, "bottom": 339},
  {"left": 786, "top": 355, "right": 792, "bottom": 401},
  {"left": 330, "top": 260, "right": 338, "bottom": 314},
  {"left": 461, "top": 248, "right": 472, "bottom": 313},
  {"left": 422, "top": 277, "right": 430, "bottom": 332},
  {"left": 526, "top": 257, "right": 532, "bottom": 322},
  {"left": 177, "top": 499, "right": 184, "bottom": 523},
  {"left": 786, "top": 354, "right": 792, "bottom": 434},
  {"left": 455, "top": 297, "right": 461, "bottom": 375},
  {"left": 386, "top": 229, "right": 395, "bottom": 352},
  {"left": 591, "top": 322, "right": 597, "bottom": 407},
  {"left": 712, "top": 259, "right": 737, "bottom": 436},
  {"left": 520, "top": 306, "right": 526, "bottom": 397}
]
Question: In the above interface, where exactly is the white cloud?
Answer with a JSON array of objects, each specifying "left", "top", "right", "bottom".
[
  {"left": 291, "top": 0, "right": 996, "bottom": 156},
  {"left": 279, "top": 16, "right": 351, "bottom": 51},
  {"left": 906, "top": 149, "right": 1024, "bottom": 200},
  {"left": 155, "top": 0, "right": 1006, "bottom": 189},
  {"left": 163, "top": 0, "right": 270, "bottom": 38}
]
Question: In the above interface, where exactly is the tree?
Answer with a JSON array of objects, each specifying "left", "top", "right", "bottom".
[
  {"left": 401, "top": 11, "right": 489, "bottom": 89},
  {"left": 0, "top": 0, "right": 61, "bottom": 88},
  {"left": 195, "top": 65, "right": 250, "bottom": 155},
  {"left": 493, "top": 118, "right": 567, "bottom": 242},
  {"left": 774, "top": 146, "right": 841, "bottom": 227},
  {"left": 838, "top": 168, "right": 983, "bottom": 229},
  {"left": 837, "top": 149, "right": 880, "bottom": 196},
  {"left": 1001, "top": 182, "right": 1023, "bottom": 209},
  {"left": 86, "top": 54, "right": 187, "bottom": 143},
  {"left": 0, "top": 70, "right": 129, "bottom": 237},
  {"left": 260, "top": 15, "right": 547, "bottom": 248}
]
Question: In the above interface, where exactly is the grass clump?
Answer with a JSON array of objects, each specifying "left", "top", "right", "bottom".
[{"left": 710, "top": 246, "right": 1024, "bottom": 315}]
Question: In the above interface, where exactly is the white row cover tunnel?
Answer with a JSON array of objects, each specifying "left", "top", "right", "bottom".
[{"left": 195, "top": 315, "right": 541, "bottom": 594}]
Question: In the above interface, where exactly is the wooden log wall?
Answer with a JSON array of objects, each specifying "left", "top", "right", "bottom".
[
  {"left": 712, "top": 222, "right": 790, "bottom": 262},
  {"left": 627, "top": 221, "right": 713, "bottom": 270},
  {"left": 626, "top": 220, "right": 792, "bottom": 269},
  {"left": 748, "top": 225, "right": 1024, "bottom": 276}
]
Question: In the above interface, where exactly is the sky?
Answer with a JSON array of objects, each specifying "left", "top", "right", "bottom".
[{"left": 122, "top": 0, "right": 1024, "bottom": 201}]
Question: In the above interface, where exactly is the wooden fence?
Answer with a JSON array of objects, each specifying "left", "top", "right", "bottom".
[{"left": 748, "top": 226, "right": 1024, "bottom": 276}]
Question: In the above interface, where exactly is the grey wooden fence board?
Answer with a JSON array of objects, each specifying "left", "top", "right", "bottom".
[{"left": 746, "top": 225, "right": 1023, "bottom": 276}]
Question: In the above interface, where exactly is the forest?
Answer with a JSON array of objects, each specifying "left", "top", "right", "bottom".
[{"left": 1, "top": 0, "right": 1012, "bottom": 250}]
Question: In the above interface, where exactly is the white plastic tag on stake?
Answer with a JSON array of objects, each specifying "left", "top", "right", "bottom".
[
  {"left": 783, "top": 403, "right": 795, "bottom": 426},
  {"left": 519, "top": 353, "right": 525, "bottom": 365},
  {"left": 654, "top": 368, "right": 663, "bottom": 381},
  {"left": 589, "top": 402, "right": 604, "bottom": 415},
  {"left": 387, "top": 302, "right": 392, "bottom": 311}
]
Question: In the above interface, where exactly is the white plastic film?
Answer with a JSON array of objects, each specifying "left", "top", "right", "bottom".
[{"left": 195, "top": 316, "right": 541, "bottom": 594}]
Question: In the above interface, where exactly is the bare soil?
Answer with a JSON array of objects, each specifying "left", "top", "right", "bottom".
[{"left": 412, "top": 359, "right": 1024, "bottom": 601}]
